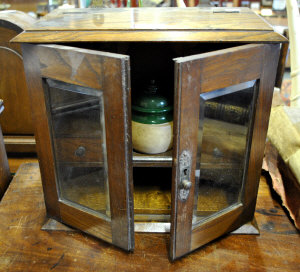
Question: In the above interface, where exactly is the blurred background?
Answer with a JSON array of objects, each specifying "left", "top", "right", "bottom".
[{"left": 0, "top": 0, "right": 299, "bottom": 18}]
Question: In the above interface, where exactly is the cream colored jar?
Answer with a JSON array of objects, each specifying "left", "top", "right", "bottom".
[
  {"left": 132, "top": 120, "right": 173, "bottom": 154},
  {"left": 131, "top": 80, "right": 173, "bottom": 154}
]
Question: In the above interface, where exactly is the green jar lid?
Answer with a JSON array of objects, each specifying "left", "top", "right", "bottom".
[{"left": 132, "top": 80, "right": 173, "bottom": 124}]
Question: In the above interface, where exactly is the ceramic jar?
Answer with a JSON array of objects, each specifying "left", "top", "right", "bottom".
[{"left": 132, "top": 80, "right": 173, "bottom": 154}]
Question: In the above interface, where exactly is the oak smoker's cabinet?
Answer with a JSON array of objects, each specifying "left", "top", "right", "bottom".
[{"left": 14, "top": 8, "right": 287, "bottom": 260}]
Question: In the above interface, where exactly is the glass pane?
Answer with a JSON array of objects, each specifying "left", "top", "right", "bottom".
[
  {"left": 45, "top": 79, "right": 110, "bottom": 220},
  {"left": 193, "top": 80, "right": 258, "bottom": 225}
]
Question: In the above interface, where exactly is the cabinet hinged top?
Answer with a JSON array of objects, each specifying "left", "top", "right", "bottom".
[{"left": 12, "top": 7, "right": 287, "bottom": 43}]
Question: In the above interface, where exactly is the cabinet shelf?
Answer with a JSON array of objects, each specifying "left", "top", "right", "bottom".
[{"left": 132, "top": 150, "right": 172, "bottom": 167}]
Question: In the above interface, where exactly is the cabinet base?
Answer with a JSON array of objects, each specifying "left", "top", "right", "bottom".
[{"left": 42, "top": 217, "right": 259, "bottom": 235}]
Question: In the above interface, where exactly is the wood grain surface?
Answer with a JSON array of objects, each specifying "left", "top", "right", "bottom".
[
  {"left": 12, "top": 8, "right": 287, "bottom": 43},
  {"left": 13, "top": 29, "right": 287, "bottom": 43},
  {"left": 22, "top": 44, "right": 134, "bottom": 251},
  {"left": 22, "top": 43, "right": 61, "bottom": 219},
  {"left": 30, "top": 8, "right": 274, "bottom": 31},
  {"left": 171, "top": 44, "right": 280, "bottom": 259},
  {"left": 0, "top": 163, "right": 299, "bottom": 271},
  {"left": 235, "top": 43, "right": 280, "bottom": 231},
  {"left": 7, "top": 155, "right": 37, "bottom": 174},
  {"left": 0, "top": 11, "right": 36, "bottom": 153}
]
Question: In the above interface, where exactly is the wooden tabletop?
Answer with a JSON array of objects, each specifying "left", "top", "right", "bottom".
[{"left": 0, "top": 163, "right": 299, "bottom": 271}]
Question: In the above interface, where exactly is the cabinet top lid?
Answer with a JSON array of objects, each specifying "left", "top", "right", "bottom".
[{"left": 13, "top": 7, "right": 287, "bottom": 43}]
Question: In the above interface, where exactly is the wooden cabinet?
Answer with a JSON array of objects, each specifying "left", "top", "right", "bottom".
[
  {"left": 14, "top": 7, "right": 287, "bottom": 260},
  {"left": 0, "top": 11, "right": 36, "bottom": 152}
]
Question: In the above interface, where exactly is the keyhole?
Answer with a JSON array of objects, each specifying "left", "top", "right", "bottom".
[
  {"left": 183, "top": 168, "right": 188, "bottom": 176},
  {"left": 75, "top": 146, "right": 86, "bottom": 157}
]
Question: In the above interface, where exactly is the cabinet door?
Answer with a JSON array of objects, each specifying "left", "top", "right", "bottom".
[
  {"left": 22, "top": 44, "right": 134, "bottom": 251},
  {"left": 171, "top": 44, "right": 280, "bottom": 259}
]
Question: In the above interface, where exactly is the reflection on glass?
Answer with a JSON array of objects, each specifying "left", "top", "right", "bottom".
[
  {"left": 45, "top": 79, "right": 110, "bottom": 220},
  {"left": 193, "top": 80, "right": 258, "bottom": 225}
]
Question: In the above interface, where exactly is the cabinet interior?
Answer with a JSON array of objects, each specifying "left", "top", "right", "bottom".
[
  {"left": 46, "top": 41, "right": 254, "bottom": 229},
  {"left": 114, "top": 42, "right": 248, "bottom": 226}
]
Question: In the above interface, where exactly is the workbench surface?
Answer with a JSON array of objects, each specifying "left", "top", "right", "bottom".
[{"left": 0, "top": 163, "right": 299, "bottom": 271}]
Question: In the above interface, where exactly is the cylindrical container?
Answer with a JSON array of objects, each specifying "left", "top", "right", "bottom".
[{"left": 132, "top": 80, "right": 173, "bottom": 154}]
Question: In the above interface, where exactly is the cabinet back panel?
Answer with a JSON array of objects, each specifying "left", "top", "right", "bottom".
[{"left": 68, "top": 42, "right": 243, "bottom": 99}]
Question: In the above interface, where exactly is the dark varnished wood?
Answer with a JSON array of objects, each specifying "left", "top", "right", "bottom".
[
  {"left": 22, "top": 43, "right": 60, "bottom": 219},
  {"left": 12, "top": 8, "right": 287, "bottom": 43},
  {"left": 191, "top": 204, "right": 243, "bottom": 251},
  {"left": 13, "top": 30, "right": 287, "bottom": 43},
  {"left": 17, "top": 7, "right": 285, "bottom": 259},
  {"left": 59, "top": 201, "right": 112, "bottom": 243},
  {"left": 0, "top": 11, "right": 36, "bottom": 153},
  {"left": 101, "top": 46, "right": 134, "bottom": 251},
  {"left": 37, "top": 45, "right": 110, "bottom": 89},
  {"left": 238, "top": 44, "right": 280, "bottom": 225},
  {"left": 171, "top": 44, "right": 280, "bottom": 259},
  {"left": 175, "top": 44, "right": 264, "bottom": 93},
  {"left": 21, "top": 44, "right": 134, "bottom": 250},
  {"left": 171, "top": 50, "right": 200, "bottom": 259},
  {"left": 1, "top": 163, "right": 300, "bottom": 271}
]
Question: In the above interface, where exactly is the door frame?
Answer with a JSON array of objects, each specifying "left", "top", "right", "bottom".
[
  {"left": 21, "top": 43, "right": 134, "bottom": 251},
  {"left": 171, "top": 43, "right": 280, "bottom": 259}
]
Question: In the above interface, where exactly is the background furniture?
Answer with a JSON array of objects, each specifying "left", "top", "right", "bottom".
[
  {"left": 0, "top": 100, "right": 11, "bottom": 200},
  {"left": 0, "top": 10, "right": 36, "bottom": 153}
]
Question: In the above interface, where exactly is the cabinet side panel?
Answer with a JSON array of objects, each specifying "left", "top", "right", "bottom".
[{"left": 21, "top": 43, "right": 60, "bottom": 219}]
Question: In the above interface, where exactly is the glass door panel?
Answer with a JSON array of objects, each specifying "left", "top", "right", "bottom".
[
  {"left": 45, "top": 79, "right": 110, "bottom": 220},
  {"left": 24, "top": 44, "right": 133, "bottom": 250},
  {"left": 193, "top": 80, "right": 258, "bottom": 225},
  {"left": 171, "top": 44, "right": 279, "bottom": 260}
]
